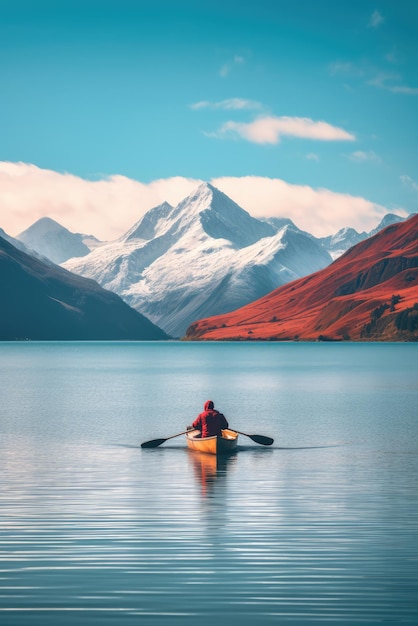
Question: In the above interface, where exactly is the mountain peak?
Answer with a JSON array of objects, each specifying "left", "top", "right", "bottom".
[
  {"left": 198, "top": 181, "right": 213, "bottom": 189},
  {"left": 17, "top": 216, "right": 91, "bottom": 264},
  {"left": 174, "top": 182, "right": 275, "bottom": 247},
  {"left": 64, "top": 184, "right": 334, "bottom": 337},
  {"left": 196, "top": 181, "right": 217, "bottom": 194},
  {"left": 123, "top": 201, "right": 174, "bottom": 241},
  {"left": 369, "top": 213, "right": 404, "bottom": 237},
  {"left": 18, "top": 216, "right": 66, "bottom": 238},
  {"left": 180, "top": 182, "right": 220, "bottom": 209}
]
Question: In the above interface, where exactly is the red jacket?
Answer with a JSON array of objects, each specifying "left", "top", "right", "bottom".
[{"left": 192, "top": 400, "right": 228, "bottom": 438}]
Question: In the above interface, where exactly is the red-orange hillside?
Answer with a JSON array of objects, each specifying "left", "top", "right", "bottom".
[{"left": 185, "top": 214, "right": 418, "bottom": 341}]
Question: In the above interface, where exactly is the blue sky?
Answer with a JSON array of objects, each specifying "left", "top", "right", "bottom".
[{"left": 0, "top": 0, "right": 417, "bottom": 238}]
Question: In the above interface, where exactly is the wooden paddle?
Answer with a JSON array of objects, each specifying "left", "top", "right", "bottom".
[
  {"left": 141, "top": 429, "right": 274, "bottom": 448},
  {"left": 141, "top": 430, "right": 190, "bottom": 448},
  {"left": 231, "top": 430, "right": 274, "bottom": 446}
]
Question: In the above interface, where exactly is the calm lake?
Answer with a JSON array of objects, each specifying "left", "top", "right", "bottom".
[{"left": 1, "top": 341, "right": 417, "bottom": 625}]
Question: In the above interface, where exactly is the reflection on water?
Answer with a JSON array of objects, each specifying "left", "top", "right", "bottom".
[
  {"left": 188, "top": 449, "right": 236, "bottom": 498},
  {"left": 0, "top": 342, "right": 418, "bottom": 625},
  {"left": 1, "top": 437, "right": 418, "bottom": 625}
]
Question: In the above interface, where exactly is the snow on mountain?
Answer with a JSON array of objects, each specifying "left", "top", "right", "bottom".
[
  {"left": 17, "top": 217, "right": 94, "bottom": 264},
  {"left": 320, "top": 213, "right": 407, "bottom": 259},
  {"left": 64, "top": 183, "right": 331, "bottom": 338},
  {"left": 123, "top": 201, "right": 175, "bottom": 241},
  {"left": 81, "top": 234, "right": 103, "bottom": 250},
  {"left": 262, "top": 216, "right": 297, "bottom": 231},
  {"left": 320, "top": 227, "right": 366, "bottom": 260},
  {"left": 368, "top": 213, "right": 405, "bottom": 237},
  {"left": 0, "top": 226, "right": 57, "bottom": 265},
  {"left": 185, "top": 213, "right": 418, "bottom": 342}
]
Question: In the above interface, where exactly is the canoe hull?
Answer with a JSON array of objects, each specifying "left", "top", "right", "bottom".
[{"left": 185, "top": 429, "right": 238, "bottom": 456}]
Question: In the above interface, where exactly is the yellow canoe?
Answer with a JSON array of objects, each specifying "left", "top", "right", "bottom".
[{"left": 185, "top": 429, "right": 238, "bottom": 456}]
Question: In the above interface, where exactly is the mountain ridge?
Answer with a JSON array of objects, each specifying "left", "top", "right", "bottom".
[
  {"left": 12, "top": 191, "right": 408, "bottom": 266},
  {"left": 17, "top": 217, "right": 93, "bottom": 264},
  {"left": 10, "top": 183, "right": 410, "bottom": 339},
  {"left": 0, "top": 235, "right": 168, "bottom": 341},
  {"left": 184, "top": 214, "right": 418, "bottom": 342},
  {"left": 64, "top": 183, "right": 331, "bottom": 337}
]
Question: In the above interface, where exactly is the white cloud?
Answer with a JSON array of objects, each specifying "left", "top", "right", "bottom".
[
  {"left": 369, "top": 10, "right": 384, "bottom": 28},
  {"left": 349, "top": 150, "right": 381, "bottom": 163},
  {"left": 190, "top": 98, "right": 263, "bottom": 111},
  {"left": 306, "top": 153, "right": 320, "bottom": 162},
  {"left": 209, "top": 116, "right": 355, "bottom": 144},
  {"left": 211, "top": 176, "right": 402, "bottom": 236},
  {"left": 0, "top": 162, "right": 407, "bottom": 241},
  {"left": 0, "top": 162, "right": 199, "bottom": 240},
  {"left": 401, "top": 174, "right": 418, "bottom": 192}
]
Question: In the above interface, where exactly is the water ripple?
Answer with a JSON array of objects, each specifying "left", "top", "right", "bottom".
[{"left": 1, "top": 343, "right": 418, "bottom": 625}]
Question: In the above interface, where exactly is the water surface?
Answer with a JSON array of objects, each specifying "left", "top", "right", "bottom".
[{"left": 1, "top": 342, "right": 417, "bottom": 624}]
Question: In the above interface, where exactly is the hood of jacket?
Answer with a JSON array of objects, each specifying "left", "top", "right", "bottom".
[{"left": 204, "top": 400, "right": 214, "bottom": 411}]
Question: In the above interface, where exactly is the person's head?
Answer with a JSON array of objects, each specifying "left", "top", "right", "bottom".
[{"left": 204, "top": 400, "right": 214, "bottom": 411}]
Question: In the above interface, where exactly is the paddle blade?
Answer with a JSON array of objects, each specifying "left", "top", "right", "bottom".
[
  {"left": 141, "top": 429, "right": 189, "bottom": 449},
  {"left": 249, "top": 434, "right": 274, "bottom": 446},
  {"left": 141, "top": 438, "right": 166, "bottom": 448}
]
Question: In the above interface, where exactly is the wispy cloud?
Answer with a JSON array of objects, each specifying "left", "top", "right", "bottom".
[
  {"left": 368, "top": 72, "right": 418, "bottom": 94},
  {"left": 401, "top": 174, "right": 418, "bottom": 192},
  {"left": 208, "top": 116, "right": 355, "bottom": 144},
  {"left": 349, "top": 150, "right": 381, "bottom": 163},
  {"left": 1, "top": 162, "right": 403, "bottom": 240},
  {"left": 389, "top": 84, "right": 418, "bottom": 95},
  {"left": 329, "top": 61, "right": 365, "bottom": 77},
  {"left": 220, "top": 55, "right": 245, "bottom": 78},
  {"left": 306, "top": 153, "right": 320, "bottom": 162},
  {"left": 385, "top": 47, "right": 398, "bottom": 64},
  {"left": 369, "top": 10, "right": 384, "bottom": 28},
  {"left": 331, "top": 62, "right": 418, "bottom": 96},
  {"left": 190, "top": 98, "right": 263, "bottom": 111}
]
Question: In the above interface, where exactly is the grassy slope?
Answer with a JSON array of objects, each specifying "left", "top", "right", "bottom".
[{"left": 185, "top": 214, "right": 418, "bottom": 341}]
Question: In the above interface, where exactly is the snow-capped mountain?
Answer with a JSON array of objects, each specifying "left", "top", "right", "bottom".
[
  {"left": 184, "top": 213, "right": 418, "bottom": 342},
  {"left": 0, "top": 226, "right": 57, "bottom": 265},
  {"left": 320, "top": 227, "right": 366, "bottom": 260},
  {"left": 263, "top": 216, "right": 297, "bottom": 230},
  {"left": 64, "top": 183, "right": 332, "bottom": 337},
  {"left": 17, "top": 217, "right": 97, "bottom": 264},
  {"left": 368, "top": 213, "right": 405, "bottom": 237},
  {"left": 320, "top": 213, "right": 406, "bottom": 260}
]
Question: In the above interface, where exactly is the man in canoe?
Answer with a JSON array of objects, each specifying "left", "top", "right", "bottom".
[{"left": 190, "top": 400, "right": 229, "bottom": 438}]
